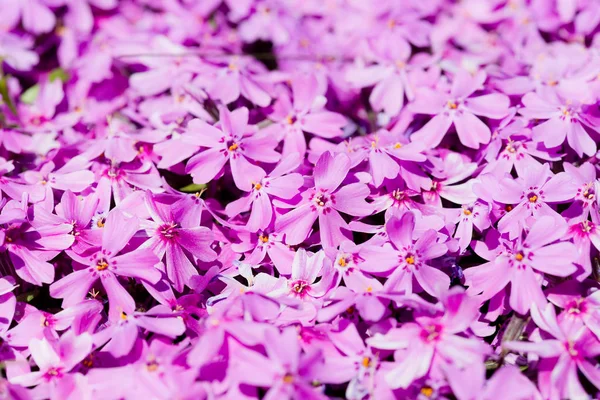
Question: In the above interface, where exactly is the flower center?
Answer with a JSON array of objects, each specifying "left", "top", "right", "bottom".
[
  {"left": 160, "top": 222, "right": 178, "bottom": 239},
  {"left": 420, "top": 386, "right": 434, "bottom": 398},
  {"left": 361, "top": 356, "right": 372, "bottom": 368},
  {"left": 338, "top": 256, "right": 349, "bottom": 267},
  {"left": 463, "top": 207, "right": 472, "bottom": 216},
  {"left": 405, "top": 254, "right": 416, "bottom": 265},
  {"left": 291, "top": 280, "right": 309, "bottom": 295},
  {"left": 505, "top": 204, "right": 513, "bottom": 212},
  {"left": 393, "top": 142, "right": 402, "bottom": 149},
  {"left": 527, "top": 193, "right": 538, "bottom": 203},
  {"left": 282, "top": 373, "right": 294, "bottom": 384},
  {"left": 96, "top": 259, "right": 109, "bottom": 271},
  {"left": 253, "top": 182, "right": 262, "bottom": 190},
  {"left": 582, "top": 185, "right": 595, "bottom": 200},
  {"left": 228, "top": 142, "right": 239, "bottom": 152},
  {"left": 447, "top": 100, "right": 458, "bottom": 109},
  {"left": 514, "top": 252, "right": 524, "bottom": 262},
  {"left": 96, "top": 217, "right": 106, "bottom": 228},
  {"left": 392, "top": 189, "right": 405, "bottom": 201},
  {"left": 146, "top": 357, "right": 159, "bottom": 372},
  {"left": 423, "top": 324, "right": 441, "bottom": 342},
  {"left": 581, "top": 221, "right": 593, "bottom": 233},
  {"left": 505, "top": 141, "right": 520, "bottom": 153},
  {"left": 259, "top": 234, "right": 269, "bottom": 243},
  {"left": 566, "top": 340, "right": 579, "bottom": 357},
  {"left": 45, "top": 367, "right": 62, "bottom": 379},
  {"left": 314, "top": 193, "right": 330, "bottom": 207}
]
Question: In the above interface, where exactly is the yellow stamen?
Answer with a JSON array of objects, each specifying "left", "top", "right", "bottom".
[
  {"left": 463, "top": 209, "right": 472, "bottom": 215},
  {"left": 405, "top": 255, "right": 415, "bottom": 265},
  {"left": 259, "top": 234, "right": 269, "bottom": 243},
  {"left": 393, "top": 142, "right": 402, "bottom": 149},
  {"left": 254, "top": 182, "right": 262, "bottom": 190},
  {"left": 96, "top": 260, "right": 109, "bottom": 271},
  {"left": 338, "top": 258, "right": 347, "bottom": 267},
  {"left": 515, "top": 252, "right": 524, "bottom": 261},
  {"left": 361, "top": 356, "right": 371, "bottom": 368},
  {"left": 96, "top": 218, "right": 105, "bottom": 228},
  {"left": 447, "top": 101, "right": 458, "bottom": 109},
  {"left": 120, "top": 311, "right": 128, "bottom": 320},
  {"left": 365, "top": 286, "right": 373, "bottom": 293},
  {"left": 528, "top": 195, "right": 538, "bottom": 203},
  {"left": 421, "top": 386, "right": 434, "bottom": 397},
  {"left": 282, "top": 373, "right": 294, "bottom": 384},
  {"left": 82, "top": 355, "right": 93, "bottom": 368},
  {"left": 228, "top": 143, "right": 239, "bottom": 152},
  {"left": 146, "top": 359, "right": 159, "bottom": 372}
]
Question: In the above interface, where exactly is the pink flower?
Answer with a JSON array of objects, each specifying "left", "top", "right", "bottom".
[
  {"left": 185, "top": 107, "right": 280, "bottom": 190},
  {"left": 264, "top": 74, "right": 347, "bottom": 157},
  {"left": 368, "top": 288, "right": 489, "bottom": 389},
  {"left": 10, "top": 332, "right": 92, "bottom": 390},
  {"left": 505, "top": 303, "right": 600, "bottom": 400},
  {"left": 360, "top": 211, "right": 450, "bottom": 297},
  {"left": 465, "top": 216, "right": 577, "bottom": 314},
  {"left": 276, "top": 151, "right": 372, "bottom": 248},
  {"left": 226, "top": 156, "right": 304, "bottom": 232},
  {"left": 142, "top": 192, "right": 216, "bottom": 292},
  {"left": 410, "top": 70, "right": 510, "bottom": 148},
  {"left": 491, "top": 163, "right": 578, "bottom": 237},
  {"left": 50, "top": 209, "right": 160, "bottom": 320},
  {"left": 520, "top": 90, "right": 599, "bottom": 157}
]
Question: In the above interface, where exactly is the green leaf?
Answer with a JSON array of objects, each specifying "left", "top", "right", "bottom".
[
  {"left": 20, "top": 84, "right": 40, "bottom": 104},
  {"left": 179, "top": 183, "right": 207, "bottom": 193},
  {"left": 0, "top": 75, "right": 17, "bottom": 117},
  {"left": 48, "top": 67, "right": 70, "bottom": 83}
]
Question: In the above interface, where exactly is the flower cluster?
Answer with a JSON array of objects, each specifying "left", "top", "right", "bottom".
[{"left": 0, "top": 0, "right": 600, "bottom": 399}]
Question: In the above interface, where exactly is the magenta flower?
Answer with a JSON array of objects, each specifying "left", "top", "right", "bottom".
[
  {"left": 465, "top": 216, "right": 577, "bottom": 314},
  {"left": 276, "top": 151, "right": 372, "bottom": 248},
  {"left": 264, "top": 74, "right": 348, "bottom": 156},
  {"left": 520, "top": 91, "right": 599, "bottom": 157},
  {"left": 0, "top": 0, "right": 56, "bottom": 34},
  {"left": 196, "top": 55, "right": 273, "bottom": 107},
  {"left": 410, "top": 70, "right": 510, "bottom": 148},
  {"left": 0, "top": 33, "right": 39, "bottom": 71},
  {"left": 10, "top": 333, "right": 92, "bottom": 389},
  {"left": 346, "top": 35, "right": 414, "bottom": 116},
  {"left": 185, "top": 107, "right": 280, "bottom": 190},
  {"left": 341, "top": 130, "right": 427, "bottom": 189},
  {"left": 0, "top": 201, "right": 74, "bottom": 285},
  {"left": 229, "top": 327, "right": 328, "bottom": 400},
  {"left": 368, "top": 288, "right": 489, "bottom": 389},
  {"left": 94, "top": 308, "right": 185, "bottom": 358},
  {"left": 505, "top": 303, "right": 600, "bottom": 400},
  {"left": 50, "top": 209, "right": 160, "bottom": 320},
  {"left": 142, "top": 192, "right": 216, "bottom": 292},
  {"left": 225, "top": 156, "right": 304, "bottom": 232},
  {"left": 492, "top": 163, "right": 578, "bottom": 237},
  {"left": 360, "top": 211, "right": 450, "bottom": 297},
  {"left": 451, "top": 201, "right": 491, "bottom": 253}
]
